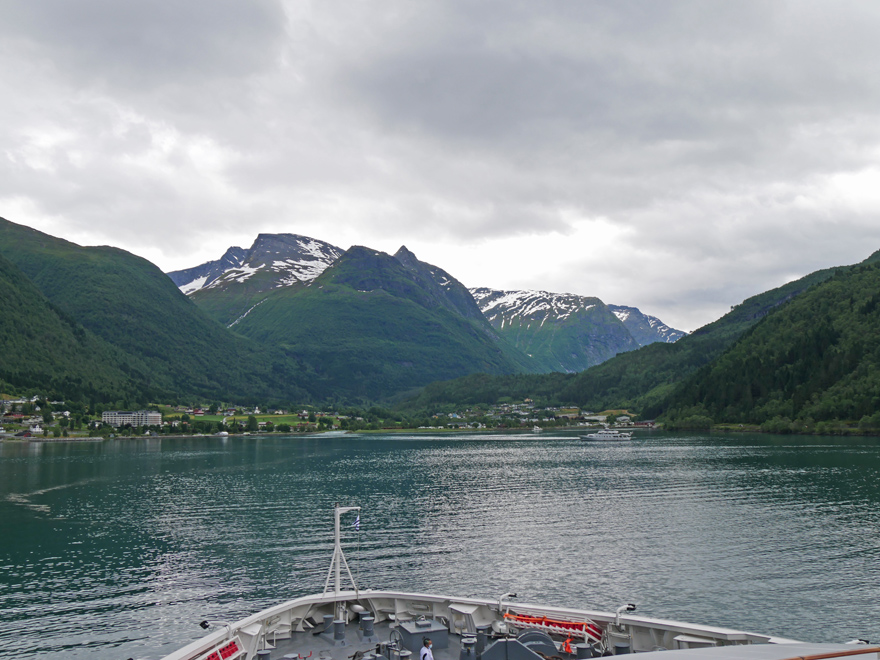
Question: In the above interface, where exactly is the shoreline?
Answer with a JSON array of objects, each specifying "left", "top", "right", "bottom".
[{"left": 0, "top": 427, "right": 582, "bottom": 443}]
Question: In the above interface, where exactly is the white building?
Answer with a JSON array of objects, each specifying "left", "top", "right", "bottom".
[{"left": 102, "top": 411, "right": 162, "bottom": 428}]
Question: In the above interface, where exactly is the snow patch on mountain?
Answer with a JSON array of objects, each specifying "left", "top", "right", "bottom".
[
  {"left": 227, "top": 264, "right": 261, "bottom": 284},
  {"left": 167, "top": 245, "right": 247, "bottom": 293},
  {"left": 470, "top": 288, "right": 597, "bottom": 323},
  {"left": 180, "top": 275, "right": 209, "bottom": 295}
]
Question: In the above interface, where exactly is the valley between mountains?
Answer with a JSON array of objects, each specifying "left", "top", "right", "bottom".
[
  {"left": 4, "top": 215, "right": 880, "bottom": 434},
  {"left": 168, "top": 232, "right": 684, "bottom": 392}
]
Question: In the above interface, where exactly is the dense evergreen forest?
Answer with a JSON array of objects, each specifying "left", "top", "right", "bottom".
[
  {"left": 0, "top": 252, "right": 149, "bottom": 402},
  {"left": 659, "top": 260, "right": 880, "bottom": 430}
]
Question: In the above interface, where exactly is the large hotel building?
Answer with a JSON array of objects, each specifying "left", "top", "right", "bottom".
[{"left": 101, "top": 410, "right": 162, "bottom": 427}]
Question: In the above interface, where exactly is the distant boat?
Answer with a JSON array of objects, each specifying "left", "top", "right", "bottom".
[
  {"left": 215, "top": 431, "right": 229, "bottom": 437},
  {"left": 581, "top": 429, "right": 633, "bottom": 441},
  {"left": 532, "top": 425, "right": 542, "bottom": 432}
]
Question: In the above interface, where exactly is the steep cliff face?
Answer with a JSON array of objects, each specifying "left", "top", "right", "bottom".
[{"left": 393, "top": 246, "right": 487, "bottom": 323}]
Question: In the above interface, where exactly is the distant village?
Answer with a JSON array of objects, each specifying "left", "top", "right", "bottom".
[{"left": 0, "top": 395, "right": 653, "bottom": 440}]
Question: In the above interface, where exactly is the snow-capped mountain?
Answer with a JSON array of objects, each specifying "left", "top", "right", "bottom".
[
  {"left": 469, "top": 288, "right": 640, "bottom": 372},
  {"left": 168, "top": 234, "right": 343, "bottom": 296},
  {"left": 470, "top": 288, "right": 602, "bottom": 327},
  {"left": 167, "top": 233, "right": 683, "bottom": 374},
  {"left": 608, "top": 304, "right": 686, "bottom": 345},
  {"left": 468, "top": 288, "right": 686, "bottom": 373}
]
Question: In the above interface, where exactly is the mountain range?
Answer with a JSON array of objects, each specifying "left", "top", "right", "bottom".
[
  {"left": 168, "top": 233, "right": 684, "bottom": 376},
  {"left": 0, "top": 218, "right": 684, "bottom": 403},
  {"left": 2, "top": 215, "right": 879, "bottom": 427}
]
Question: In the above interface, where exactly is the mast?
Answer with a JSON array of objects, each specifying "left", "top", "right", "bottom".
[{"left": 322, "top": 503, "right": 361, "bottom": 600}]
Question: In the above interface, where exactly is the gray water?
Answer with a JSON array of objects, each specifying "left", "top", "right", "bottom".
[{"left": 1, "top": 431, "right": 879, "bottom": 659}]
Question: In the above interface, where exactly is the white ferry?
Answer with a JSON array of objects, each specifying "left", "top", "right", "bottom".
[
  {"left": 160, "top": 506, "right": 875, "bottom": 660},
  {"left": 581, "top": 429, "right": 633, "bottom": 441}
]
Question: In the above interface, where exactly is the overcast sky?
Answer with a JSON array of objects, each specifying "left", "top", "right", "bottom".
[{"left": 3, "top": 1, "right": 880, "bottom": 331}]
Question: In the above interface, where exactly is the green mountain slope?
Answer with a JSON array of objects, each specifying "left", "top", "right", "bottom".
[
  {"left": 191, "top": 284, "right": 279, "bottom": 328},
  {"left": 0, "top": 252, "right": 150, "bottom": 402},
  {"left": 0, "top": 217, "right": 312, "bottom": 403},
  {"left": 559, "top": 263, "right": 840, "bottom": 411},
  {"left": 406, "top": 259, "right": 846, "bottom": 411},
  {"left": 658, "top": 258, "right": 880, "bottom": 424},
  {"left": 232, "top": 246, "right": 533, "bottom": 400}
]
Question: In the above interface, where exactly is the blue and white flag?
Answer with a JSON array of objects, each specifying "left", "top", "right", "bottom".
[{"left": 351, "top": 514, "right": 360, "bottom": 531}]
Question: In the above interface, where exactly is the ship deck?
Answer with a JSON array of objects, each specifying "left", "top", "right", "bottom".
[{"left": 262, "top": 618, "right": 463, "bottom": 660}]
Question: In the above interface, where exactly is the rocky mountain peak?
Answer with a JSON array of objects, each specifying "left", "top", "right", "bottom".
[
  {"left": 394, "top": 245, "right": 419, "bottom": 269},
  {"left": 607, "top": 304, "right": 686, "bottom": 344},
  {"left": 168, "top": 233, "right": 343, "bottom": 295}
]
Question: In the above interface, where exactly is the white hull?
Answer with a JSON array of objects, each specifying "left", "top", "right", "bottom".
[{"left": 582, "top": 430, "right": 633, "bottom": 440}]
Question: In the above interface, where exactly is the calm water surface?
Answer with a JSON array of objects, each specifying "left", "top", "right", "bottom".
[{"left": 1, "top": 431, "right": 879, "bottom": 659}]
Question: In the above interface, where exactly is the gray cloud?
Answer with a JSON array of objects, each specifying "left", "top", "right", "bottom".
[
  {"left": 2, "top": 0, "right": 880, "bottom": 330},
  {"left": 0, "top": 0, "right": 286, "bottom": 88}
]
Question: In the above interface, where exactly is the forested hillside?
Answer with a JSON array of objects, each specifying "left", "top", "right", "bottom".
[
  {"left": 406, "top": 256, "right": 851, "bottom": 411},
  {"left": 658, "top": 259, "right": 880, "bottom": 427},
  {"left": 0, "top": 252, "right": 150, "bottom": 402},
  {"left": 0, "top": 218, "right": 313, "bottom": 403}
]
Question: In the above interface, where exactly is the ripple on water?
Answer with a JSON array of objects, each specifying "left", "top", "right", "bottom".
[{"left": 1, "top": 433, "right": 879, "bottom": 659}]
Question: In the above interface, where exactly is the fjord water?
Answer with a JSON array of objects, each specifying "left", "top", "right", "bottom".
[{"left": 1, "top": 433, "right": 879, "bottom": 659}]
